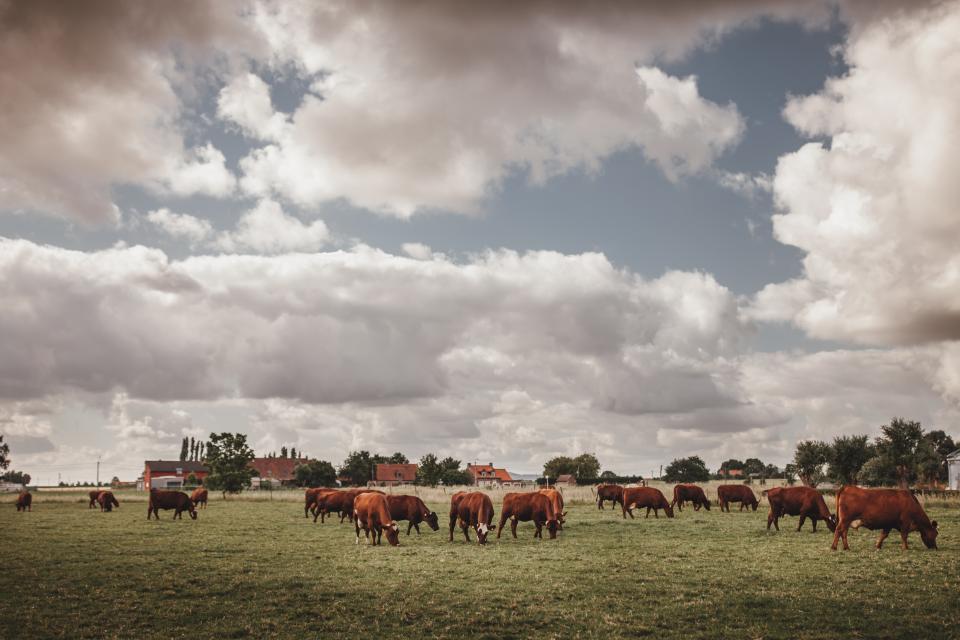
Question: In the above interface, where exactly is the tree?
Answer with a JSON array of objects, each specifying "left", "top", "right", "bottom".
[
  {"left": 0, "top": 435, "right": 8, "bottom": 470},
  {"left": 718, "top": 459, "right": 744, "bottom": 477},
  {"left": 875, "top": 417, "right": 924, "bottom": 489},
  {"left": 280, "top": 446, "right": 288, "bottom": 459},
  {"left": 793, "top": 440, "right": 830, "bottom": 487},
  {"left": 179, "top": 437, "right": 189, "bottom": 462},
  {"left": 339, "top": 450, "right": 375, "bottom": 486},
  {"left": 293, "top": 460, "right": 337, "bottom": 487},
  {"left": 185, "top": 472, "right": 199, "bottom": 487},
  {"left": 204, "top": 432, "right": 256, "bottom": 496},
  {"left": 543, "top": 453, "right": 601, "bottom": 480},
  {"left": 290, "top": 447, "right": 297, "bottom": 460},
  {"left": 599, "top": 470, "right": 617, "bottom": 480},
  {"left": 922, "top": 430, "right": 957, "bottom": 483},
  {"left": 662, "top": 456, "right": 710, "bottom": 483},
  {"left": 110, "top": 476, "right": 120, "bottom": 487},
  {"left": 191, "top": 437, "right": 197, "bottom": 461},
  {"left": 743, "top": 458, "right": 765, "bottom": 476},
  {"left": 828, "top": 435, "right": 872, "bottom": 485},
  {"left": 859, "top": 456, "right": 897, "bottom": 487},
  {"left": 2, "top": 470, "right": 31, "bottom": 485},
  {"left": 763, "top": 464, "right": 781, "bottom": 478},
  {"left": 438, "top": 457, "right": 471, "bottom": 485},
  {"left": 416, "top": 453, "right": 443, "bottom": 486}
]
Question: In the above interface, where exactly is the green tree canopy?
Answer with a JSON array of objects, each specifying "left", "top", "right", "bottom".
[
  {"left": 0, "top": 435, "right": 9, "bottom": 470},
  {"left": 793, "top": 440, "right": 830, "bottom": 487},
  {"left": 179, "top": 437, "right": 188, "bottom": 462},
  {"left": 543, "top": 453, "right": 601, "bottom": 480},
  {"left": 743, "top": 458, "right": 766, "bottom": 476},
  {"left": 718, "top": 459, "right": 744, "bottom": 475},
  {"left": 828, "top": 434, "right": 872, "bottom": 485},
  {"left": 859, "top": 455, "right": 897, "bottom": 487},
  {"left": 875, "top": 417, "right": 924, "bottom": 489},
  {"left": 293, "top": 460, "right": 337, "bottom": 487},
  {"left": 280, "top": 446, "right": 288, "bottom": 459},
  {"left": 204, "top": 432, "right": 256, "bottom": 495},
  {"left": 662, "top": 456, "right": 710, "bottom": 483}
]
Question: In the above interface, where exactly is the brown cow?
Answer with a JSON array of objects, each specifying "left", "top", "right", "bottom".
[
  {"left": 97, "top": 491, "right": 120, "bottom": 512},
  {"left": 354, "top": 492, "right": 400, "bottom": 546},
  {"left": 717, "top": 484, "right": 759, "bottom": 512},
  {"left": 386, "top": 495, "right": 439, "bottom": 535},
  {"left": 764, "top": 486, "right": 835, "bottom": 532},
  {"left": 831, "top": 485, "right": 938, "bottom": 551},
  {"left": 88, "top": 490, "right": 101, "bottom": 509},
  {"left": 671, "top": 484, "right": 711, "bottom": 512},
  {"left": 538, "top": 488, "right": 567, "bottom": 530},
  {"left": 190, "top": 487, "right": 208, "bottom": 509},
  {"left": 596, "top": 484, "right": 624, "bottom": 510},
  {"left": 314, "top": 489, "right": 383, "bottom": 523},
  {"left": 304, "top": 487, "right": 334, "bottom": 518},
  {"left": 15, "top": 491, "right": 32, "bottom": 512},
  {"left": 147, "top": 489, "right": 197, "bottom": 520},
  {"left": 622, "top": 487, "right": 674, "bottom": 519},
  {"left": 452, "top": 492, "right": 496, "bottom": 544},
  {"left": 448, "top": 491, "right": 469, "bottom": 541},
  {"left": 497, "top": 492, "right": 558, "bottom": 540}
]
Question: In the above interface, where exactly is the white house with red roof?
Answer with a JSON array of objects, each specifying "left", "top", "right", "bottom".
[{"left": 466, "top": 463, "right": 521, "bottom": 487}]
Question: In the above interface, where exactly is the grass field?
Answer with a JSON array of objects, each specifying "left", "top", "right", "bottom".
[{"left": 2, "top": 488, "right": 959, "bottom": 640}]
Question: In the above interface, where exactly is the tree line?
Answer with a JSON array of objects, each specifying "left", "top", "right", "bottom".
[
  {"left": 178, "top": 437, "right": 207, "bottom": 462},
  {"left": 0, "top": 435, "right": 31, "bottom": 486}
]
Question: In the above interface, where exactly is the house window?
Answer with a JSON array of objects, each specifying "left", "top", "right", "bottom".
[{"left": 176, "top": 468, "right": 183, "bottom": 476}]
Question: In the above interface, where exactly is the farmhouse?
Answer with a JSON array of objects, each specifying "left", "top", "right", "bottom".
[
  {"left": 143, "top": 460, "right": 209, "bottom": 489},
  {"left": 948, "top": 450, "right": 960, "bottom": 490},
  {"left": 467, "top": 463, "right": 521, "bottom": 487},
  {"left": 249, "top": 456, "right": 308, "bottom": 488},
  {"left": 372, "top": 463, "right": 418, "bottom": 486},
  {"left": 554, "top": 474, "right": 577, "bottom": 486}
]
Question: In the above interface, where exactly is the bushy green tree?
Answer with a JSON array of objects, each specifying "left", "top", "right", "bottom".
[
  {"left": 543, "top": 453, "right": 601, "bottom": 480},
  {"left": 859, "top": 456, "right": 897, "bottom": 487},
  {"left": 280, "top": 446, "right": 288, "bottom": 459},
  {"left": 718, "top": 459, "right": 744, "bottom": 476},
  {"left": 828, "top": 435, "right": 872, "bottom": 485},
  {"left": 179, "top": 437, "right": 189, "bottom": 462},
  {"left": 1, "top": 470, "right": 31, "bottom": 485},
  {"left": 0, "top": 435, "right": 9, "bottom": 470},
  {"left": 662, "top": 456, "right": 710, "bottom": 483},
  {"left": 204, "top": 432, "right": 256, "bottom": 496},
  {"left": 743, "top": 458, "right": 765, "bottom": 476},
  {"left": 293, "top": 460, "right": 337, "bottom": 487},
  {"left": 793, "top": 440, "right": 830, "bottom": 487},
  {"left": 875, "top": 418, "right": 924, "bottom": 489}
]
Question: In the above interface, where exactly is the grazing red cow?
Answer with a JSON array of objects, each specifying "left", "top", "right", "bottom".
[
  {"left": 831, "top": 485, "right": 938, "bottom": 551},
  {"left": 354, "top": 492, "right": 400, "bottom": 546},
  {"left": 314, "top": 489, "right": 383, "bottom": 523},
  {"left": 717, "top": 484, "right": 759, "bottom": 512},
  {"left": 671, "top": 484, "right": 711, "bottom": 512},
  {"left": 538, "top": 488, "right": 567, "bottom": 530},
  {"left": 88, "top": 490, "right": 101, "bottom": 509},
  {"left": 147, "top": 489, "right": 197, "bottom": 520},
  {"left": 497, "top": 492, "right": 558, "bottom": 540},
  {"left": 16, "top": 491, "right": 32, "bottom": 512},
  {"left": 622, "top": 487, "right": 674, "bottom": 519},
  {"left": 764, "top": 486, "right": 835, "bottom": 532},
  {"left": 97, "top": 491, "right": 120, "bottom": 512},
  {"left": 190, "top": 487, "right": 208, "bottom": 509},
  {"left": 386, "top": 495, "right": 439, "bottom": 535},
  {"left": 596, "top": 484, "right": 624, "bottom": 511},
  {"left": 453, "top": 492, "right": 496, "bottom": 544},
  {"left": 304, "top": 487, "right": 334, "bottom": 518},
  {"left": 448, "top": 491, "right": 469, "bottom": 541}
]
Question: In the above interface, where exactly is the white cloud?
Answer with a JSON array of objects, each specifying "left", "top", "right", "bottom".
[
  {"left": 752, "top": 2, "right": 960, "bottom": 346},
  {"left": 217, "top": 72, "right": 289, "bottom": 142},
  {"left": 147, "top": 208, "right": 214, "bottom": 246},
  {"left": 214, "top": 199, "right": 330, "bottom": 254}
]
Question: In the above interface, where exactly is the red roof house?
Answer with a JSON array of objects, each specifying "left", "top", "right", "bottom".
[
  {"left": 249, "top": 457, "right": 308, "bottom": 486},
  {"left": 467, "top": 463, "right": 516, "bottom": 487},
  {"left": 143, "top": 460, "right": 209, "bottom": 490},
  {"left": 373, "top": 463, "right": 418, "bottom": 486}
]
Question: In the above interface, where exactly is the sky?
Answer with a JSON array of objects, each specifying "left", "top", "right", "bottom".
[{"left": 3, "top": 0, "right": 960, "bottom": 483}]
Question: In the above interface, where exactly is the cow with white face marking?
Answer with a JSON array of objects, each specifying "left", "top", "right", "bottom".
[
  {"left": 353, "top": 492, "right": 400, "bottom": 547},
  {"left": 453, "top": 492, "right": 496, "bottom": 545}
]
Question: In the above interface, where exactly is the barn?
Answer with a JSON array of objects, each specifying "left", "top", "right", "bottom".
[
  {"left": 948, "top": 450, "right": 960, "bottom": 490},
  {"left": 143, "top": 460, "right": 209, "bottom": 489},
  {"left": 372, "top": 463, "right": 418, "bottom": 486}
]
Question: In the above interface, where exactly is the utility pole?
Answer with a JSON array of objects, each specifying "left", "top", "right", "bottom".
[{"left": 96, "top": 457, "right": 101, "bottom": 487}]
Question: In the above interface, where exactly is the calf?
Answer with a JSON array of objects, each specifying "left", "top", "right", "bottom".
[
  {"left": 453, "top": 492, "right": 496, "bottom": 544},
  {"left": 147, "top": 489, "right": 197, "bottom": 520},
  {"left": 596, "top": 484, "right": 624, "bottom": 511},
  {"left": 190, "top": 487, "right": 208, "bottom": 509},
  {"left": 498, "top": 492, "right": 558, "bottom": 540},
  {"left": 16, "top": 491, "right": 32, "bottom": 512},
  {"left": 538, "top": 488, "right": 567, "bottom": 530},
  {"left": 354, "top": 492, "right": 400, "bottom": 546},
  {"left": 717, "top": 484, "right": 759, "bottom": 512},
  {"left": 671, "top": 484, "right": 711, "bottom": 512},
  {"left": 88, "top": 490, "right": 101, "bottom": 509},
  {"left": 97, "top": 491, "right": 120, "bottom": 512},
  {"left": 622, "top": 487, "right": 674, "bottom": 519},
  {"left": 831, "top": 485, "right": 938, "bottom": 551},
  {"left": 386, "top": 495, "right": 439, "bottom": 535},
  {"left": 764, "top": 486, "right": 835, "bottom": 532}
]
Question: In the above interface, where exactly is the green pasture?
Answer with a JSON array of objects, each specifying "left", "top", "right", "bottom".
[{"left": 1, "top": 491, "right": 958, "bottom": 639}]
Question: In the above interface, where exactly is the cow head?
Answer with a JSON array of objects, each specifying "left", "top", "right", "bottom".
[
  {"left": 664, "top": 504, "right": 675, "bottom": 518},
  {"left": 384, "top": 522, "right": 400, "bottom": 546},
  {"left": 826, "top": 514, "right": 837, "bottom": 533},
  {"left": 700, "top": 500, "right": 711, "bottom": 511},
  {"left": 425, "top": 511, "right": 440, "bottom": 531},
  {"left": 475, "top": 521, "right": 494, "bottom": 544},
  {"left": 546, "top": 519, "right": 559, "bottom": 539},
  {"left": 750, "top": 501, "right": 758, "bottom": 512},
  {"left": 189, "top": 506, "right": 198, "bottom": 520},
  {"left": 920, "top": 521, "right": 938, "bottom": 549}
]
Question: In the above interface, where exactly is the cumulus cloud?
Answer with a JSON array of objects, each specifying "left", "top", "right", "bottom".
[
  {"left": 147, "top": 208, "right": 214, "bottom": 246},
  {"left": 214, "top": 199, "right": 330, "bottom": 254},
  {"left": 750, "top": 1, "right": 960, "bottom": 346}
]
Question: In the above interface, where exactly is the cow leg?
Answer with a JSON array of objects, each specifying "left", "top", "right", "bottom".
[
  {"left": 449, "top": 516, "right": 457, "bottom": 542},
  {"left": 376, "top": 527, "right": 383, "bottom": 545},
  {"left": 511, "top": 518, "right": 518, "bottom": 539},
  {"left": 898, "top": 530, "right": 909, "bottom": 550},
  {"left": 414, "top": 523, "right": 421, "bottom": 535},
  {"left": 406, "top": 522, "right": 413, "bottom": 536},
  {"left": 767, "top": 510, "right": 778, "bottom": 531},
  {"left": 811, "top": 518, "right": 818, "bottom": 533},
  {"left": 497, "top": 513, "right": 507, "bottom": 539},
  {"left": 874, "top": 529, "right": 891, "bottom": 550},
  {"left": 831, "top": 522, "right": 843, "bottom": 550},
  {"left": 461, "top": 525, "right": 471, "bottom": 542},
  {"left": 534, "top": 520, "right": 542, "bottom": 539},
  {"left": 797, "top": 515, "right": 806, "bottom": 532}
]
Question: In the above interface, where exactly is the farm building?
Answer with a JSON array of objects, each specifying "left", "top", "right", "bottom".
[
  {"left": 467, "top": 463, "right": 522, "bottom": 487},
  {"left": 949, "top": 450, "right": 960, "bottom": 490},
  {"left": 249, "top": 456, "right": 308, "bottom": 488},
  {"left": 372, "top": 463, "right": 418, "bottom": 486},
  {"left": 554, "top": 474, "right": 577, "bottom": 486},
  {"left": 143, "top": 460, "right": 209, "bottom": 489}
]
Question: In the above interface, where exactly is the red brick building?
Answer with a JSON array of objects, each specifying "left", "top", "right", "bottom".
[
  {"left": 372, "top": 463, "right": 418, "bottom": 486},
  {"left": 143, "top": 460, "right": 209, "bottom": 489},
  {"left": 249, "top": 457, "right": 308, "bottom": 487}
]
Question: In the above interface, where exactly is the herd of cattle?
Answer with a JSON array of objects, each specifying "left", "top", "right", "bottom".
[{"left": 12, "top": 481, "right": 940, "bottom": 551}]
